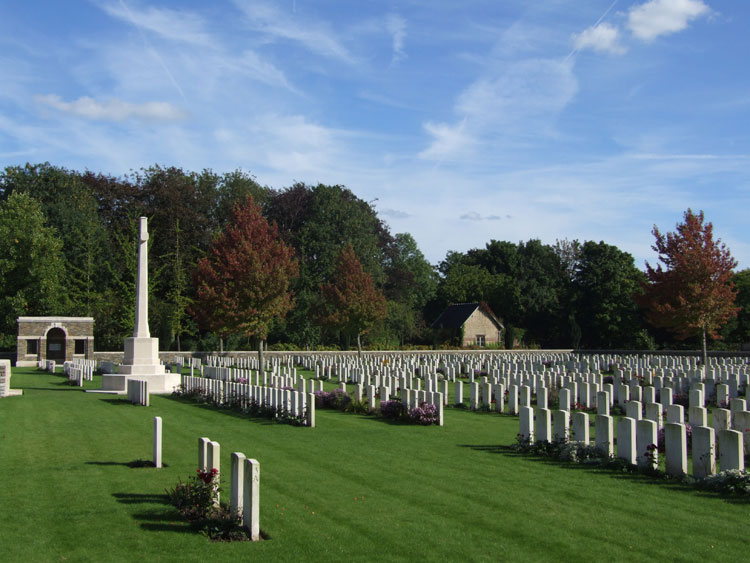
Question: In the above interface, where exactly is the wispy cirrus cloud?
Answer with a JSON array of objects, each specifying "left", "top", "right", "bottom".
[
  {"left": 385, "top": 13, "right": 407, "bottom": 64},
  {"left": 419, "top": 58, "right": 577, "bottom": 161},
  {"left": 227, "top": 50, "right": 297, "bottom": 91},
  {"left": 233, "top": 0, "right": 355, "bottom": 64},
  {"left": 628, "top": 0, "right": 711, "bottom": 41},
  {"left": 35, "top": 95, "right": 187, "bottom": 122},
  {"left": 100, "top": 0, "right": 214, "bottom": 46}
]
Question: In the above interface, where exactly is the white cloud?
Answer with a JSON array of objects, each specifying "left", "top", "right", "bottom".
[
  {"left": 231, "top": 50, "right": 296, "bottom": 91},
  {"left": 233, "top": 0, "right": 355, "bottom": 63},
  {"left": 420, "top": 58, "right": 577, "bottom": 161},
  {"left": 100, "top": 1, "right": 214, "bottom": 45},
  {"left": 385, "top": 13, "right": 407, "bottom": 63},
  {"left": 628, "top": 0, "right": 710, "bottom": 41},
  {"left": 418, "top": 118, "right": 475, "bottom": 161},
  {"left": 572, "top": 23, "right": 626, "bottom": 55},
  {"left": 35, "top": 95, "right": 187, "bottom": 122},
  {"left": 456, "top": 59, "right": 577, "bottom": 122}
]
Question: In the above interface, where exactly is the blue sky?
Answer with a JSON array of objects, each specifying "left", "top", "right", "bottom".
[{"left": 1, "top": 0, "right": 749, "bottom": 269}]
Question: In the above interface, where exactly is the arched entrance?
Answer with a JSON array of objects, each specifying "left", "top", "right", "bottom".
[{"left": 46, "top": 327, "right": 66, "bottom": 362}]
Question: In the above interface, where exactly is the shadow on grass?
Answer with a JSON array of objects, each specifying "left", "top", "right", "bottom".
[
  {"left": 16, "top": 382, "right": 82, "bottom": 392},
  {"left": 461, "top": 442, "right": 750, "bottom": 504},
  {"left": 113, "top": 492, "right": 171, "bottom": 505},
  {"left": 458, "top": 444, "right": 514, "bottom": 454},
  {"left": 113, "top": 494, "right": 192, "bottom": 534},
  {"left": 162, "top": 394, "right": 285, "bottom": 426},
  {"left": 86, "top": 460, "right": 169, "bottom": 468},
  {"left": 99, "top": 397, "right": 134, "bottom": 406}
]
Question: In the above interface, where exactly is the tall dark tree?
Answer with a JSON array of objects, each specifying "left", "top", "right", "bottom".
[
  {"left": 573, "top": 241, "right": 645, "bottom": 349},
  {"left": 641, "top": 209, "right": 738, "bottom": 370},
  {"left": 266, "top": 183, "right": 389, "bottom": 347}
]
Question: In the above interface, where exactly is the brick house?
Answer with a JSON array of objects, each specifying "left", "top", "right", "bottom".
[
  {"left": 16, "top": 317, "right": 94, "bottom": 366},
  {"left": 431, "top": 302, "right": 504, "bottom": 347}
]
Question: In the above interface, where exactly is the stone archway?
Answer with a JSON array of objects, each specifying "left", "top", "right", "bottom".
[{"left": 46, "top": 327, "right": 66, "bottom": 362}]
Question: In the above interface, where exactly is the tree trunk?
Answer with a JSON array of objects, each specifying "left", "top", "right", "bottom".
[
  {"left": 258, "top": 338, "right": 265, "bottom": 376},
  {"left": 357, "top": 333, "right": 362, "bottom": 359},
  {"left": 176, "top": 333, "right": 181, "bottom": 352},
  {"left": 701, "top": 324, "right": 708, "bottom": 380},
  {"left": 219, "top": 337, "right": 224, "bottom": 354}
]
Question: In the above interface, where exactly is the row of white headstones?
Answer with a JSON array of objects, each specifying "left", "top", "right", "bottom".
[
  {"left": 516, "top": 386, "right": 748, "bottom": 477},
  {"left": 182, "top": 375, "right": 317, "bottom": 427},
  {"left": 59, "top": 359, "right": 95, "bottom": 386},
  {"left": 186, "top": 369, "right": 449, "bottom": 425}
]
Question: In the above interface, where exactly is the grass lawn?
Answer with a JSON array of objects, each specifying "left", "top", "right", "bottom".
[{"left": 1, "top": 367, "right": 748, "bottom": 562}]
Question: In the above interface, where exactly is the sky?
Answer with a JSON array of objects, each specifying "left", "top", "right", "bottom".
[{"left": 1, "top": 0, "right": 749, "bottom": 270}]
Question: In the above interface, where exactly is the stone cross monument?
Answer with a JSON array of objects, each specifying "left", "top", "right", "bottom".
[
  {"left": 119, "top": 217, "right": 164, "bottom": 376},
  {"left": 99, "top": 217, "right": 180, "bottom": 393}
]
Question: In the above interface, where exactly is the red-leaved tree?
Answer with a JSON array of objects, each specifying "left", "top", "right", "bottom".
[
  {"left": 319, "top": 245, "right": 387, "bottom": 355},
  {"left": 192, "top": 196, "right": 298, "bottom": 370},
  {"left": 641, "top": 209, "right": 738, "bottom": 372}
]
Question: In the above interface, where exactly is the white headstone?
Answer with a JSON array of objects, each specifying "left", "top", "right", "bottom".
[
  {"left": 617, "top": 417, "right": 636, "bottom": 465},
  {"left": 636, "top": 419, "right": 658, "bottom": 470},
  {"left": 664, "top": 423, "right": 687, "bottom": 477},
  {"left": 571, "top": 412, "right": 589, "bottom": 445},
  {"left": 692, "top": 426, "right": 715, "bottom": 478},
  {"left": 243, "top": 458, "right": 261, "bottom": 541},
  {"left": 231, "top": 452, "right": 246, "bottom": 516},
  {"left": 153, "top": 416, "right": 162, "bottom": 469}
]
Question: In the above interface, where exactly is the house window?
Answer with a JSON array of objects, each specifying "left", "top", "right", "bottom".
[
  {"left": 27, "top": 340, "right": 38, "bottom": 355},
  {"left": 75, "top": 339, "right": 86, "bottom": 355},
  {"left": 476, "top": 335, "right": 486, "bottom": 347}
]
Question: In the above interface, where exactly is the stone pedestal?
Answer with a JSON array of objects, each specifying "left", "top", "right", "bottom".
[{"left": 120, "top": 337, "right": 165, "bottom": 374}]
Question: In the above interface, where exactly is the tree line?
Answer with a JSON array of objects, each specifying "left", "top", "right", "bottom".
[{"left": 0, "top": 162, "right": 747, "bottom": 353}]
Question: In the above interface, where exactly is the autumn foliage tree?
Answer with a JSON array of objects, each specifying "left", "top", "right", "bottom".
[
  {"left": 319, "top": 245, "right": 387, "bottom": 355},
  {"left": 192, "top": 196, "right": 298, "bottom": 369},
  {"left": 641, "top": 209, "right": 738, "bottom": 370}
]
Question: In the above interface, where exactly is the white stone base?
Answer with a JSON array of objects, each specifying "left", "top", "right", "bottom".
[
  {"left": 99, "top": 372, "right": 181, "bottom": 395},
  {"left": 121, "top": 337, "right": 165, "bottom": 374},
  {"left": 0, "top": 389, "right": 23, "bottom": 397},
  {"left": 15, "top": 360, "right": 38, "bottom": 367}
]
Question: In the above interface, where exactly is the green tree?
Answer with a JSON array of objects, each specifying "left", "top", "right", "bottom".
[
  {"left": 192, "top": 196, "right": 298, "bottom": 370},
  {"left": 319, "top": 245, "right": 387, "bottom": 356},
  {"left": 641, "top": 209, "right": 738, "bottom": 370},
  {"left": 381, "top": 233, "right": 438, "bottom": 346},
  {"left": 266, "top": 183, "right": 389, "bottom": 347},
  {"left": 439, "top": 263, "right": 498, "bottom": 304},
  {"left": 573, "top": 241, "right": 645, "bottom": 349},
  {"left": 0, "top": 163, "right": 108, "bottom": 317},
  {"left": 447, "top": 239, "right": 568, "bottom": 347},
  {"left": 0, "top": 193, "right": 66, "bottom": 348}
]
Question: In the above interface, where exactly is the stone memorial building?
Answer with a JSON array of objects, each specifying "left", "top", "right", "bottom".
[
  {"left": 431, "top": 302, "right": 504, "bottom": 347},
  {"left": 16, "top": 317, "right": 94, "bottom": 367}
]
